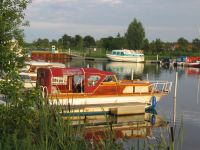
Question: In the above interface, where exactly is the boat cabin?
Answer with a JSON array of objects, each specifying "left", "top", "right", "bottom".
[
  {"left": 37, "top": 68, "right": 119, "bottom": 94},
  {"left": 111, "top": 49, "right": 144, "bottom": 57}
]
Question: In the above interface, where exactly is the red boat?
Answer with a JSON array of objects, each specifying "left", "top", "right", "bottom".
[
  {"left": 184, "top": 57, "right": 200, "bottom": 67},
  {"left": 37, "top": 67, "right": 172, "bottom": 111}
]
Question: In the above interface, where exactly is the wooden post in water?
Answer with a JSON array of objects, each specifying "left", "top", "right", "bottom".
[{"left": 173, "top": 71, "right": 178, "bottom": 125}]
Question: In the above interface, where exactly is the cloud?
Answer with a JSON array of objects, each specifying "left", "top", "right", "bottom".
[
  {"left": 98, "top": 0, "right": 122, "bottom": 5},
  {"left": 24, "top": 21, "right": 126, "bottom": 41},
  {"left": 31, "top": 0, "right": 122, "bottom": 6},
  {"left": 29, "top": 21, "right": 126, "bottom": 34},
  {"left": 24, "top": 0, "right": 200, "bottom": 42}
]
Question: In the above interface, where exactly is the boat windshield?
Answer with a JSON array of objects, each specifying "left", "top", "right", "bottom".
[
  {"left": 103, "top": 75, "right": 117, "bottom": 82},
  {"left": 88, "top": 75, "right": 101, "bottom": 87}
]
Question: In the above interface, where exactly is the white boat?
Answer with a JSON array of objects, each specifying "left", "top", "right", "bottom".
[
  {"left": 106, "top": 49, "right": 144, "bottom": 62},
  {"left": 19, "top": 61, "right": 66, "bottom": 81},
  {"left": 19, "top": 72, "right": 36, "bottom": 88}
]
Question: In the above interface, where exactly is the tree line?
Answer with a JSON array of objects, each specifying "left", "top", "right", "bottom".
[{"left": 25, "top": 18, "right": 200, "bottom": 55}]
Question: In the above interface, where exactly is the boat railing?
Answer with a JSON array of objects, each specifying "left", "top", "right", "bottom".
[
  {"left": 40, "top": 86, "right": 48, "bottom": 98},
  {"left": 149, "top": 81, "right": 172, "bottom": 94}
]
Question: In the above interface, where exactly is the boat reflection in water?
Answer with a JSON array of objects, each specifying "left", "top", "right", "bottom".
[
  {"left": 175, "top": 66, "right": 200, "bottom": 77},
  {"left": 106, "top": 62, "right": 144, "bottom": 80},
  {"left": 185, "top": 67, "right": 200, "bottom": 76},
  {"left": 70, "top": 112, "right": 168, "bottom": 148}
]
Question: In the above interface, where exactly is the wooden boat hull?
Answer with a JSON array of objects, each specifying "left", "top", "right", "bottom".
[{"left": 48, "top": 93, "right": 164, "bottom": 109}]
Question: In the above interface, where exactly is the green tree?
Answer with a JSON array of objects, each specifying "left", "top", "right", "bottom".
[
  {"left": 164, "top": 42, "right": 172, "bottom": 51},
  {"left": 83, "top": 35, "right": 95, "bottom": 48},
  {"left": 154, "top": 38, "right": 163, "bottom": 53},
  {"left": 33, "top": 38, "right": 50, "bottom": 49},
  {"left": 0, "top": 0, "right": 30, "bottom": 74},
  {"left": 142, "top": 38, "right": 150, "bottom": 54},
  {"left": 149, "top": 40, "right": 156, "bottom": 54},
  {"left": 50, "top": 39, "right": 58, "bottom": 47},
  {"left": 177, "top": 37, "right": 188, "bottom": 52},
  {"left": 100, "top": 36, "right": 115, "bottom": 50},
  {"left": 100, "top": 35, "right": 125, "bottom": 51},
  {"left": 59, "top": 34, "right": 72, "bottom": 49},
  {"left": 125, "top": 18, "right": 145, "bottom": 49},
  {"left": 0, "top": 0, "right": 37, "bottom": 147},
  {"left": 192, "top": 38, "right": 200, "bottom": 52},
  {"left": 74, "top": 35, "right": 83, "bottom": 49}
]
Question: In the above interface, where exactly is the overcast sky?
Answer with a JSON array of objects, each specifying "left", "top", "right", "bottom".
[{"left": 24, "top": 0, "right": 200, "bottom": 42}]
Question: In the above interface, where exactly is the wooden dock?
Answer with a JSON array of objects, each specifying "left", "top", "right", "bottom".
[{"left": 31, "top": 51, "right": 72, "bottom": 63}]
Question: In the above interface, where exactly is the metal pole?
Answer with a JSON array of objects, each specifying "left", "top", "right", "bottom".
[
  {"left": 173, "top": 71, "right": 178, "bottom": 125},
  {"left": 131, "top": 69, "right": 134, "bottom": 80},
  {"left": 197, "top": 75, "right": 200, "bottom": 105}
]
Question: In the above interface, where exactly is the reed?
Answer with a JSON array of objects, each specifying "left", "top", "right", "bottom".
[{"left": 0, "top": 86, "right": 184, "bottom": 149}]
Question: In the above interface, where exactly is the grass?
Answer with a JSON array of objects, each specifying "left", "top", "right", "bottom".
[{"left": 0, "top": 85, "right": 184, "bottom": 150}]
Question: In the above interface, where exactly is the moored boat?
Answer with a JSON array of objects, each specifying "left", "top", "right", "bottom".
[
  {"left": 19, "top": 61, "right": 66, "bottom": 81},
  {"left": 37, "top": 67, "right": 172, "bottom": 111},
  {"left": 174, "top": 56, "right": 200, "bottom": 68},
  {"left": 106, "top": 49, "right": 144, "bottom": 62}
]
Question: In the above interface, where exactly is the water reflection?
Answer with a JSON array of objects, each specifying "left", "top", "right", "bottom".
[
  {"left": 106, "top": 62, "right": 144, "bottom": 80},
  {"left": 71, "top": 112, "right": 168, "bottom": 144},
  {"left": 65, "top": 59, "right": 200, "bottom": 149}
]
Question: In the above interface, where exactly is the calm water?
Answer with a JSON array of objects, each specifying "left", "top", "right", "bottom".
[{"left": 66, "top": 59, "right": 200, "bottom": 150}]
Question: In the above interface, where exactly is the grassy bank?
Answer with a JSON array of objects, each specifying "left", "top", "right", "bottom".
[{"left": 63, "top": 48, "right": 200, "bottom": 60}]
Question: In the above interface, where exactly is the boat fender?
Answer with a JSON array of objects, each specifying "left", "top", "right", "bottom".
[
  {"left": 150, "top": 114, "right": 156, "bottom": 125},
  {"left": 151, "top": 96, "right": 157, "bottom": 109}
]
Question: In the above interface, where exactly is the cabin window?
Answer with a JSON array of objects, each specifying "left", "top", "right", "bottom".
[
  {"left": 73, "top": 75, "right": 84, "bottom": 85},
  {"left": 112, "top": 52, "right": 116, "bottom": 55},
  {"left": 52, "top": 76, "right": 67, "bottom": 85},
  {"left": 88, "top": 75, "right": 100, "bottom": 87},
  {"left": 73, "top": 75, "right": 84, "bottom": 92},
  {"left": 117, "top": 52, "right": 120, "bottom": 55},
  {"left": 121, "top": 52, "right": 124, "bottom": 56},
  {"left": 103, "top": 75, "right": 116, "bottom": 82}
]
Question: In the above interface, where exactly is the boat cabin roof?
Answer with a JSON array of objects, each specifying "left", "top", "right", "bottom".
[{"left": 48, "top": 67, "right": 113, "bottom": 77}]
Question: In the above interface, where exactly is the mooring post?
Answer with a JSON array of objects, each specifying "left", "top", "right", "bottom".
[
  {"left": 173, "top": 71, "right": 178, "bottom": 125},
  {"left": 197, "top": 75, "right": 200, "bottom": 105}
]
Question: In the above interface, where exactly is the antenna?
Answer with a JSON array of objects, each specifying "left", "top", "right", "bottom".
[{"left": 198, "top": 28, "right": 200, "bottom": 39}]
